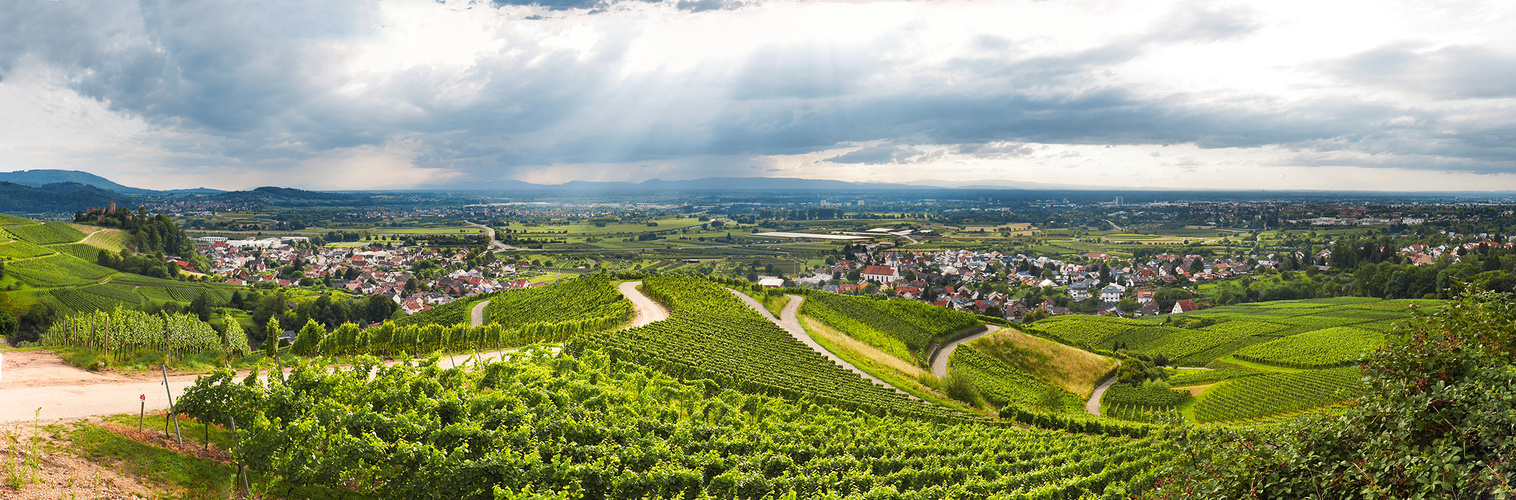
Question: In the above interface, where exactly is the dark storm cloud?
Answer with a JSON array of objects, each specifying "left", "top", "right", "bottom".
[
  {"left": 1331, "top": 44, "right": 1516, "bottom": 99},
  {"left": 2, "top": 0, "right": 1513, "bottom": 185}
]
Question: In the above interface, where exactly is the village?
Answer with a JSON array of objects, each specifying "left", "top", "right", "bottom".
[{"left": 192, "top": 236, "right": 538, "bottom": 316}]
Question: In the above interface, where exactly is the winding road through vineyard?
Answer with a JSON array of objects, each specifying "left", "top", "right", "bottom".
[
  {"left": 929, "top": 325, "right": 1000, "bottom": 379},
  {"left": 728, "top": 290, "right": 916, "bottom": 398}
]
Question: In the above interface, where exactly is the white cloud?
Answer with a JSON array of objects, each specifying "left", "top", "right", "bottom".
[{"left": 0, "top": 0, "right": 1513, "bottom": 191}]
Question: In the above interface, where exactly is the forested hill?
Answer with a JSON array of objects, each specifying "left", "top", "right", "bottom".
[
  {"left": 0, "top": 182, "right": 134, "bottom": 214},
  {"left": 75, "top": 208, "right": 207, "bottom": 270}
]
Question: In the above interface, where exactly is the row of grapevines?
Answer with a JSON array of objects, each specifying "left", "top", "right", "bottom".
[
  {"left": 1101, "top": 383, "right": 1192, "bottom": 408},
  {"left": 4, "top": 254, "right": 115, "bottom": 286},
  {"left": 4, "top": 221, "right": 85, "bottom": 245},
  {"left": 802, "top": 293, "right": 979, "bottom": 353},
  {"left": 46, "top": 287, "right": 119, "bottom": 313},
  {"left": 797, "top": 298, "right": 914, "bottom": 362},
  {"left": 949, "top": 345, "right": 1082, "bottom": 413},
  {"left": 309, "top": 314, "right": 624, "bottom": 357},
  {"left": 1192, "top": 367, "right": 1365, "bottom": 422},
  {"left": 486, "top": 275, "right": 632, "bottom": 329},
  {"left": 1231, "top": 327, "right": 1385, "bottom": 368},
  {"left": 0, "top": 240, "right": 55, "bottom": 259},
  {"left": 1166, "top": 363, "right": 1265, "bottom": 386},
  {"left": 1140, "top": 321, "right": 1289, "bottom": 364},
  {"left": 1105, "top": 404, "right": 1183, "bottom": 424},
  {"left": 176, "top": 350, "right": 1175, "bottom": 499},
  {"left": 39, "top": 306, "right": 228, "bottom": 358},
  {"left": 572, "top": 275, "right": 973, "bottom": 421}
]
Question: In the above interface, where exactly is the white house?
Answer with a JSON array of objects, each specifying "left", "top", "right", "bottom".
[
  {"left": 1100, "top": 283, "right": 1126, "bottom": 302},
  {"left": 861, "top": 265, "right": 901, "bottom": 283}
]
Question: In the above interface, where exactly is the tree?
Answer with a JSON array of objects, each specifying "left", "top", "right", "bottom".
[
  {"left": 189, "top": 293, "right": 213, "bottom": 322},
  {"left": 14, "top": 303, "right": 57, "bottom": 343},
  {"left": 0, "top": 310, "right": 15, "bottom": 339}
]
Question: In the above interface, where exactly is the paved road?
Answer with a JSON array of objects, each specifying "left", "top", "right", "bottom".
[
  {"left": 929, "top": 325, "right": 1001, "bottom": 379},
  {"left": 727, "top": 291, "right": 914, "bottom": 398},
  {"left": 1085, "top": 362, "right": 1122, "bottom": 416},
  {"left": 471, "top": 300, "right": 490, "bottom": 327},
  {"left": 618, "top": 281, "right": 670, "bottom": 327}
]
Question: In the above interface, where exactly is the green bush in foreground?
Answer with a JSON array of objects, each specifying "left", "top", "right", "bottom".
[{"left": 1157, "top": 289, "right": 1516, "bottom": 498}]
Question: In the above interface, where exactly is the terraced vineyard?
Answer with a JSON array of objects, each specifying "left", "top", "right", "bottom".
[
  {"left": 177, "top": 350, "right": 1176, "bottom": 499},
  {"left": 0, "top": 240, "right": 56, "bottom": 259},
  {"left": 486, "top": 274, "right": 632, "bottom": 329},
  {"left": 574, "top": 275, "right": 972, "bottom": 420},
  {"left": 1167, "top": 363, "right": 1265, "bottom": 386},
  {"left": 1192, "top": 367, "right": 1365, "bottom": 422},
  {"left": 4, "top": 221, "right": 86, "bottom": 245},
  {"left": 1232, "top": 326, "right": 1385, "bottom": 368},
  {"left": 950, "top": 345, "right": 1083, "bottom": 412},
  {"left": 5, "top": 254, "right": 116, "bottom": 286},
  {"left": 801, "top": 292, "right": 980, "bottom": 363}
]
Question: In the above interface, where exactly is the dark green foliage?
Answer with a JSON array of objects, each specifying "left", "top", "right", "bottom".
[{"left": 0, "top": 308, "right": 15, "bottom": 338}]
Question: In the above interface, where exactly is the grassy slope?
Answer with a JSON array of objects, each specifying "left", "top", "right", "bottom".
[
  {"left": 967, "top": 328, "right": 1117, "bottom": 399},
  {"left": 799, "top": 315, "right": 985, "bottom": 413}
]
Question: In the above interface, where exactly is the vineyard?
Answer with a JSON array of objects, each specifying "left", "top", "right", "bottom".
[
  {"left": 801, "top": 292, "right": 981, "bottom": 364},
  {"left": 487, "top": 275, "right": 633, "bottom": 329},
  {"left": 1192, "top": 367, "right": 1365, "bottom": 422},
  {"left": 573, "top": 275, "right": 973, "bottom": 420},
  {"left": 392, "top": 293, "right": 497, "bottom": 326},
  {"left": 316, "top": 314, "right": 626, "bottom": 357},
  {"left": 948, "top": 345, "right": 1083, "bottom": 412},
  {"left": 175, "top": 350, "right": 1177, "bottom": 499},
  {"left": 1166, "top": 363, "right": 1264, "bottom": 386},
  {"left": 4, "top": 221, "right": 86, "bottom": 245},
  {"left": 1231, "top": 326, "right": 1385, "bottom": 368},
  {"left": 0, "top": 240, "right": 56, "bottom": 259},
  {"left": 39, "top": 306, "right": 226, "bottom": 358},
  {"left": 1102, "top": 383, "right": 1191, "bottom": 408},
  {"left": 4, "top": 254, "right": 116, "bottom": 286}
]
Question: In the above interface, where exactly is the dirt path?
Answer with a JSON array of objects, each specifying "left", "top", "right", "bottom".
[
  {"left": 471, "top": 300, "right": 490, "bottom": 327},
  {"left": 727, "top": 291, "right": 914, "bottom": 398},
  {"left": 1, "top": 374, "right": 198, "bottom": 424},
  {"left": 929, "top": 325, "right": 1001, "bottom": 379},
  {"left": 619, "top": 281, "right": 670, "bottom": 327},
  {"left": 0, "top": 280, "right": 673, "bottom": 423},
  {"left": 1085, "top": 362, "right": 1122, "bottom": 416}
]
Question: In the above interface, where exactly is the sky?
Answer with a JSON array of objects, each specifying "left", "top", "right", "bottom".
[{"left": 1, "top": 0, "right": 1514, "bottom": 192}]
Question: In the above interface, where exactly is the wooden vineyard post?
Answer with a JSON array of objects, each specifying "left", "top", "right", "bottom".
[
  {"left": 139, "top": 394, "right": 145, "bottom": 432},
  {"left": 160, "top": 364, "right": 183, "bottom": 445},
  {"left": 230, "top": 416, "right": 251, "bottom": 497}
]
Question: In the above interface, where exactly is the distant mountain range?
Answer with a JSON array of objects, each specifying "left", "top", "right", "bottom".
[{"left": 0, "top": 170, "right": 224, "bottom": 196}]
